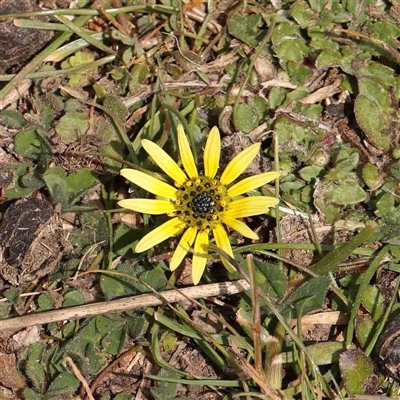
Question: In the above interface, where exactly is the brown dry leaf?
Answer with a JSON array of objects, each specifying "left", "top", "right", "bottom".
[
  {"left": 300, "top": 80, "right": 342, "bottom": 104},
  {"left": 11, "top": 326, "right": 40, "bottom": 350},
  {"left": 0, "top": 352, "right": 26, "bottom": 390},
  {"left": 254, "top": 56, "right": 276, "bottom": 82}
]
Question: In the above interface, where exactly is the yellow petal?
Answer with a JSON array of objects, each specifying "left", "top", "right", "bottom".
[
  {"left": 222, "top": 216, "right": 259, "bottom": 240},
  {"left": 121, "top": 169, "right": 177, "bottom": 199},
  {"left": 227, "top": 172, "right": 280, "bottom": 197},
  {"left": 192, "top": 230, "right": 209, "bottom": 285},
  {"left": 204, "top": 126, "right": 221, "bottom": 178},
  {"left": 213, "top": 224, "right": 235, "bottom": 272},
  {"left": 135, "top": 217, "right": 185, "bottom": 253},
  {"left": 170, "top": 226, "right": 197, "bottom": 271},
  {"left": 177, "top": 125, "right": 198, "bottom": 179},
  {"left": 118, "top": 199, "right": 176, "bottom": 215},
  {"left": 142, "top": 139, "right": 187, "bottom": 185},
  {"left": 224, "top": 196, "right": 279, "bottom": 218},
  {"left": 220, "top": 143, "right": 261, "bottom": 185}
]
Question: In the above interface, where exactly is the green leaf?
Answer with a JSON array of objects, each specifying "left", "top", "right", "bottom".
[
  {"left": 284, "top": 342, "right": 345, "bottom": 365},
  {"left": 236, "top": 308, "right": 270, "bottom": 344},
  {"left": 97, "top": 118, "right": 124, "bottom": 170},
  {"left": 103, "top": 96, "right": 127, "bottom": 125},
  {"left": 112, "top": 29, "right": 136, "bottom": 46},
  {"left": 55, "top": 112, "right": 89, "bottom": 144},
  {"left": 4, "top": 288, "right": 19, "bottom": 304},
  {"left": 40, "top": 106, "right": 55, "bottom": 130},
  {"left": 129, "top": 63, "right": 150, "bottom": 92},
  {"left": 274, "top": 118, "right": 313, "bottom": 146},
  {"left": 22, "top": 388, "right": 44, "bottom": 400},
  {"left": 354, "top": 95, "right": 389, "bottom": 150},
  {"left": 14, "top": 128, "right": 43, "bottom": 159},
  {"left": 65, "top": 98, "right": 82, "bottom": 112},
  {"left": 137, "top": 265, "right": 168, "bottom": 293},
  {"left": 390, "top": 163, "right": 400, "bottom": 180},
  {"left": 96, "top": 315, "right": 117, "bottom": 334},
  {"left": 248, "top": 96, "right": 267, "bottom": 120},
  {"left": 0, "top": 110, "right": 27, "bottom": 128},
  {"left": 299, "top": 165, "right": 324, "bottom": 181},
  {"left": 63, "top": 290, "right": 86, "bottom": 308},
  {"left": 287, "top": 61, "right": 312, "bottom": 85},
  {"left": 308, "top": 27, "right": 339, "bottom": 50},
  {"left": 268, "top": 87, "right": 286, "bottom": 109},
  {"left": 280, "top": 179, "right": 305, "bottom": 193},
  {"left": 150, "top": 370, "right": 179, "bottom": 400},
  {"left": 228, "top": 14, "right": 263, "bottom": 48},
  {"left": 336, "top": 145, "right": 359, "bottom": 166},
  {"left": 21, "top": 171, "right": 45, "bottom": 190},
  {"left": 0, "top": 302, "right": 10, "bottom": 319},
  {"left": 100, "top": 263, "right": 144, "bottom": 300},
  {"left": 233, "top": 103, "right": 260, "bottom": 133},
  {"left": 355, "top": 315, "right": 375, "bottom": 349},
  {"left": 43, "top": 167, "right": 69, "bottom": 208},
  {"left": 286, "top": 276, "right": 331, "bottom": 318},
  {"left": 339, "top": 349, "right": 377, "bottom": 395},
  {"left": 61, "top": 50, "right": 94, "bottom": 74},
  {"left": 66, "top": 169, "right": 99, "bottom": 205},
  {"left": 69, "top": 212, "right": 108, "bottom": 252},
  {"left": 271, "top": 22, "right": 302, "bottom": 44},
  {"left": 325, "top": 152, "right": 359, "bottom": 181},
  {"left": 325, "top": 182, "right": 367, "bottom": 205},
  {"left": 45, "top": 372, "right": 79, "bottom": 398},
  {"left": 113, "top": 225, "right": 144, "bottom": 259},
  {"left": 61, "top": 51, "right": 95, "bottom": 86},
  {"left": 114, "top": 394, "right": 134, "bottom": 400},
  {"left": 25, "top": 343, "right": 46, "bottom": 394},
  {"left": 362, "top": 164, "right": 381, "bottom": 189},
  {"left": 255, "top": 262, "right": 287, "bottom": 298},
  {"left": 366, "top": 21, "right": 400, "bottom": 54},
  {"left": 102, "top": 325, "right": 127, "bottom": 355},
  {"left": 360, "top": 285, "right": 385, "bottom": 321},
  {"left": 290, "top": 1, "right": 316, "bottom": 28},
  {"left": 62, "top": 320, "right": 107, "bottom": 375},
  {"left": 37, "top": 293, "right": 55, "bottom": 311},
  {"left": 358, "top": 77, "right": 391, "bottom": 110},
  {"left": 285, "top": 86, "right": 310, "bottom": 102},
  {"left": 274, "top": 38, "right": 308, "bottom": 62},
  {"left": 126, "top": 315, "right": 149, "bottom": 339},
  {"left": 86, "top": 343, "right": 107, "bottom": 374},
  {"left": 316, "top": 50, "right": 343, "bottom": 68},
  {"left": 356, "top": 60, "right": 396, "bottom": 88},
  {"left": 375, "top": 192, "right": 395, "bottom": 218}
]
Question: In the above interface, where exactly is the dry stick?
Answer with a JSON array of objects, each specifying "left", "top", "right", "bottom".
[
  {"left": 65, "top": 357, "right": 95, "bottom": 400},
  {"left": 0, "top": 280, "right": 250, "bottom": 331},
  {"left": 88, "top": 346, "right": 138, "bottom": 397},
  {"left": 248, "top": 255, "right": 262, "bottom": 376}
]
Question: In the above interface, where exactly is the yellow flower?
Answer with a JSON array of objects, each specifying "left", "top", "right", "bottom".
[{"left": 118, "top": 125, "right": 279, "bottom": 284}]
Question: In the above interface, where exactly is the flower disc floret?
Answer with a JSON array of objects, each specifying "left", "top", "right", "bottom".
[{"left": 172, "top": 177, "right": 230, "bottom": 231}]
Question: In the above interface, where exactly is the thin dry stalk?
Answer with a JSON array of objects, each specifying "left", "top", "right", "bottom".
[
  {"left": 88, "top": 346, "right": 138, "bottom": 396},
  {"left": 65, "top": 357, "right": 94, "bottom": 400},
  {"left": 230, "top": 340, "right": 283, "bottom": 400},
  {"left": 0, "top": 280, "right": 250, "bottom": 331},
  {"left": 248, "top": 254, "right": 262, "bottom": 375},
  {"left": 264, "top": 322, "right": 285, "bottom": 389}
]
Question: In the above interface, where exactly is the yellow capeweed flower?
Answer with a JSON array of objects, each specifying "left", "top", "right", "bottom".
[{"left": 118, "top": 125, "right": 279, "bottom": 284}]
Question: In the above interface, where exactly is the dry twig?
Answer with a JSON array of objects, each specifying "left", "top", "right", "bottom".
[{"left": 0, "top": 280, "right": 250, "bottom": 331}]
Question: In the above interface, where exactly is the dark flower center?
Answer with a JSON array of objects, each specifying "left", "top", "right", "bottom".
[{"left": 171, "top": 176, "right": 229, "bottom": 231}]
